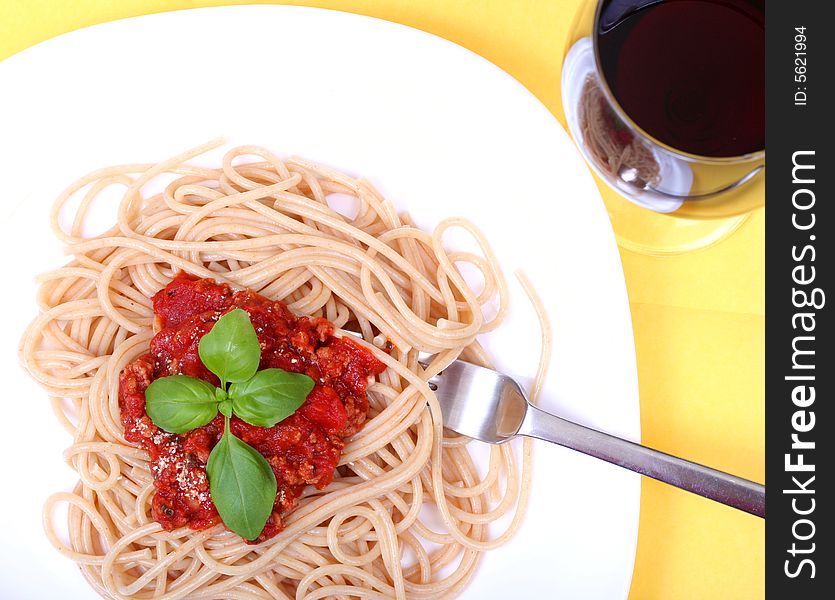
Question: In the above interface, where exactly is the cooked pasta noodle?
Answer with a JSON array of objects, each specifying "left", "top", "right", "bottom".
[{"left": 20, "top": 141, "right": 548, "bottom": 600}]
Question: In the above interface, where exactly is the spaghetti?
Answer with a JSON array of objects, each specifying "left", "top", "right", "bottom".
[{"left": 20, "top": 141, "right": 547, "bottom": 600}]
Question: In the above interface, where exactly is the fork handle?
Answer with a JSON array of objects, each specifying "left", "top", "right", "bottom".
[{"left": 518, "top": 405, "right": 765, "bottom": 517}]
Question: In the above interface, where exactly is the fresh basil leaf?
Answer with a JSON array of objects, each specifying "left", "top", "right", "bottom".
[
  {"left": 207, "top": 426, "right": 277, "bottom": 540},
  {"left": 229, "top": 368, "right": 315, "bottom": 428},
  {"left": 198, "top": 308, "right": 261, "bottom": 385},
  {"left": 218, "top": 398, "right": 233, "bottom": 418},
  {"left": 145, "top": 375, "right": 219, "bottom": 434}
]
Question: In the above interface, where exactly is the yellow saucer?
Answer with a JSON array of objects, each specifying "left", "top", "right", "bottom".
[{"left": 595, "top": 171, "right": 763, "bottom": 256}]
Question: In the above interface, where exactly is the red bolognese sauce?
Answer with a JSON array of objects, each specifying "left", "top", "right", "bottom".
[{"left": 118, "top": 273, "right": 386, "bottom": 543}]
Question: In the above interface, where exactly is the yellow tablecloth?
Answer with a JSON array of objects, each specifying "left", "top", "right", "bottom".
[{"left": 0, "top": 1, "right": 764, "bottom": 598}]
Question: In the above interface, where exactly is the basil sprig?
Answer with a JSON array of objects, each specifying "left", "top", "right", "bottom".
[{"left": 143, "top": 308, "right": 315, "bottom": 540}]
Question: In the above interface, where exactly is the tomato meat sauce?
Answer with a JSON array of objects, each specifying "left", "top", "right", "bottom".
[{"left": 118, "top": 273, "right": 386, "bottom": 543}]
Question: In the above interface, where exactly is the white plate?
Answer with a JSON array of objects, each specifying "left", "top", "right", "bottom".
[{"left": 0, "top": 6, "right": 640, "bottom": 599}]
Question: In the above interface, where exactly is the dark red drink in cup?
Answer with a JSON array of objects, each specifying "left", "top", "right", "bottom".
[
  {"left": 596, "top": 0, "right": 764, "bottom": 158},
  {"left": 560, "top": 0, "right": 765, "bottom": 212}
]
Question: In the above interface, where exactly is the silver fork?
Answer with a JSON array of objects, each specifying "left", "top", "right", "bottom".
[{"left": 426, "top": 359, "right": 765, "bottom": 518}]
